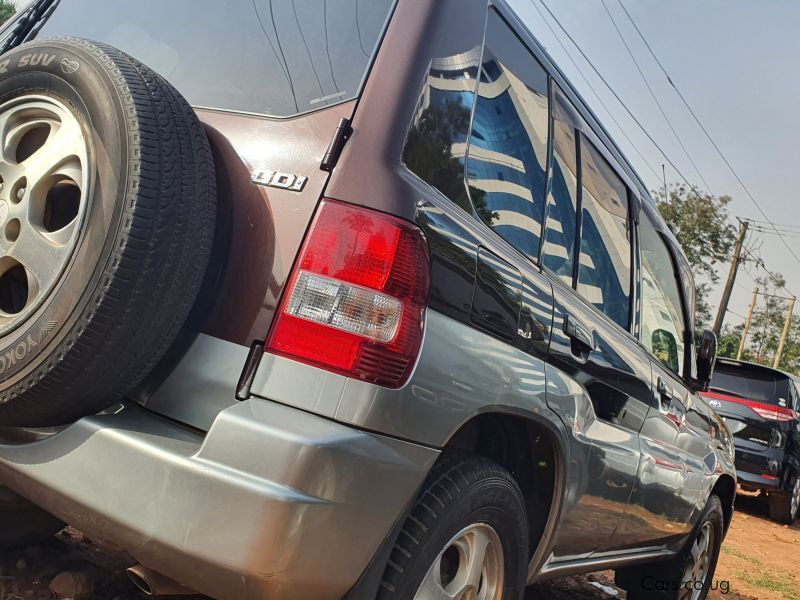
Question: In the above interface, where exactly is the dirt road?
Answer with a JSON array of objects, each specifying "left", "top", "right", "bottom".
[{"left": 2, "top": 494, "right": 798, "bottom": 599}]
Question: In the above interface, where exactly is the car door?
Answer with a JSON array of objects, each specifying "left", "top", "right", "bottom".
[
  {"left": 540, "top": 92, "right": 653, "bottom": 560},
  {"left": 605, "top": 209, "right": 707, "bottom": 551}
]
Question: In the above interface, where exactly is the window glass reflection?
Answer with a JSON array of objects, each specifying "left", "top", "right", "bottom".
[
  {"left": 39, "top": 0, "right": 394, "bottom": 117},
  {"left": 541, "top": 120, "right": 579, "bottom": 286},
  {"left": 577, "top": 140, "right": 632, "bottom": 329},
  {"left": 403, "top": 46, "right": 482, "bottom": 214},
  {"left": 465, "top": 12, "right": 550, "bottom": 261},
  {"left": 640, "top": 216, "right": 686, "bottom": 376}
]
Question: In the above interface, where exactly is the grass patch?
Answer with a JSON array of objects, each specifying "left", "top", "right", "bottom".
[
  {"left": 722, "top": 545, "right": 760, "bottom": 563},
  {"left": 736, "top": 570, "right": 800, "bottom": 598}
]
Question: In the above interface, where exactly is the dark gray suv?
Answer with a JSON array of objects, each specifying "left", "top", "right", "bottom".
[{"left": 0, "top": 1, "right": 734, "bottom": 599}]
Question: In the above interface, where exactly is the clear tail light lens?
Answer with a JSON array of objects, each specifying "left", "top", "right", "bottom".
[{"left": 266, "top": 199, "right": 430, "bottom": 388}]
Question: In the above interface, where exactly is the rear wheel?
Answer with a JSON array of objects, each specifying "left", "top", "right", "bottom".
[
  {"left": 377, "top": 453, "right": 528, "bottom": 600},
  {"left": 616, "top": 494, "right": 724, "bottom": 600},
  {"left": 768, "top": 475, "right": 800, "bottom": 524}
]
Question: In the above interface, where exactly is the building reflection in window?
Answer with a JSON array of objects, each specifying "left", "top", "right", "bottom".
[
  {"left": 466, "top": 12, "right": 550, "bottom": 262},
  {"left": 403, "top": 47, "right": 482, "bottom": 216}
]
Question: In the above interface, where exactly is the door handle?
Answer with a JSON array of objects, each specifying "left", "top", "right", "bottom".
[
  {"left": 657, "top": 377, "right": 672, "bottom": 410},
  {"left": 563, "top": 314, "right": 594, "bottom": 356}
]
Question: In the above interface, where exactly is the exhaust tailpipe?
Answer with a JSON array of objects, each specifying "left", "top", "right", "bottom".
[{"left": 126, "top": 564, "right": 196, "bottom": 597}]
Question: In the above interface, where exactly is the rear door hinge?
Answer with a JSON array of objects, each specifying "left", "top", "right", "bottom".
[{"left": 320, "top": 117, "right": 353, "bottom": 172}]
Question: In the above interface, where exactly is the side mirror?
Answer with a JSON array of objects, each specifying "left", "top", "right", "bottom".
[{"left": 692, "top": 329, "right": 717, "bottom": 393}]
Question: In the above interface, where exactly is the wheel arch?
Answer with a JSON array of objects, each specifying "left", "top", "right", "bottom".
[
  {"left": 711, "top": 473, "right": 736, "bottom": 535},
  {"left": 443, "top": 409, "right": 568, "bottom": 571}
]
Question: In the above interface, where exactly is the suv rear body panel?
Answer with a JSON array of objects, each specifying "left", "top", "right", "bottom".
[{"left": 0, "top": 401, "right": 437, "bottom": 600}]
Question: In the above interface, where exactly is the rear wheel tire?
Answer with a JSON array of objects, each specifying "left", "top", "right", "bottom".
[
  {"left": 0, "top": 486, "right": 63, "bottom": 549},
  {"left": 377, "top": 453, "right": 528, "bottom": 600},
  {"left": 616, "top": 494, "right": 724, "bottom": 600},
  {"left": 768, "top": 476, "right": 800, "bottom": 524}
]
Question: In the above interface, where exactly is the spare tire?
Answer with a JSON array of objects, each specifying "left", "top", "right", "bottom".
[{"left": 0, "top": 37, "right": 216, "bottom": 426}]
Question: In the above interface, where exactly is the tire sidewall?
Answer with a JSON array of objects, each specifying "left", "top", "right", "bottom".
[
  {"left": 619, "top": 495, "right": 725, "bottom": 600},
  {"left": 401, "top": 476, "right": 528, "bottom": 599},
  {"left": 0, "top": 40, "right": 129, "bottom": 390},
  {"left": 680, "top": 495, "right": 724, "bottom": 600}
]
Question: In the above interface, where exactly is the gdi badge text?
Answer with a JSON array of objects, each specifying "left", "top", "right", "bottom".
[{"left": 251, "top": 169, "right": 307, "bottom": 192}]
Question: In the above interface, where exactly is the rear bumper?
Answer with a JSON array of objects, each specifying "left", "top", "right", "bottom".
[
  {"left": 0, "top": 400, "right": 438, "bottom": 600},
  {"left": 737, "top": 469, "right": 782, "bottom": 493},
  {"left": 734, "top": 446, "right": 785, "bottom": 493}
]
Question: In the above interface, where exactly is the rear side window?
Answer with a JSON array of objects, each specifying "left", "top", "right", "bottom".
[
  {"left": 640, "top": 215, "right": 686, "bottom": 375},
  {"left": 577, "top": 140, "right": 631, "bottom": 329},
  {"left": 465, "top": 11, "right": 550, "bottom": 261},
  {"left": 541, "top": 119, "right": 578, "bottom": 285},
  {"left": 711, "top": 365, "right": 792, "bottom": 407},
  {"left": 37, "top": 0, "right": 394, "bottom": 117}
]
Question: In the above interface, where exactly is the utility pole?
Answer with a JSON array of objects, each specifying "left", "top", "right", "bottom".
[
  {"left": 774, "top": 295, "right": 796, "bottom": 369},
  {"left": 737, "top": 287, "right": 758, "bottom": 360},
  {"left": 713, "top": 219, "right": 749, "bottom": 336}
]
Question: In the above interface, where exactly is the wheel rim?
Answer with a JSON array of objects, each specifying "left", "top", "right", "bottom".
[
  {"left": 414, "top": 523, "right": 504, "bottom": 600},
  {"left": 679, "top": 521, "right": 715, "bottom": 600},
  {"left": 0, "top": 95, "right": 88, "bottom": 335},
  {"left": 791, "top": 478, "right": 800, "bottom": 518}
]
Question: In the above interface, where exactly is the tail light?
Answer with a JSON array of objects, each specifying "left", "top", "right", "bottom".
[
  {"left": 266, "top": 199, "right": 430, "bottom": 387},
  {"left": 703, "top": 391, "right": 798, "bottom": 422}
]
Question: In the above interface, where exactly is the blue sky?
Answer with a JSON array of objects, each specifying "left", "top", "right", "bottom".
[{"left": 510, "top": 0, "right": 800, "bottom": 327}]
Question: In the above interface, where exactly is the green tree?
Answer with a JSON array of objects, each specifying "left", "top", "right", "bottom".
[
  {"left": 653, "top": 184, "right": 737, "bottom": 332},
  {"left": 775, "top": 315, "right": 800, "bottom": 374},
  {"left": 717, "top": 323, "right": 743, "bottom": 359},
  {"left": 403, "top": 101, "right": 496, "bottom": 224},
  {"left": 724, "top": 272, "right": 800, "bottom": 374},
  {"left": 0, "top": 1, "right": 14, "bottom": 26}
]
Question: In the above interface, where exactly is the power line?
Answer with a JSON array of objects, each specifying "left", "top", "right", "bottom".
[
  {"left": 751, "top": 227, "right": 800, "bottom": 239},
  {"left": 535, "top": 0, "right": 707, "bottom": 201},
  {"left": 747, "top": 219, "right": 800, "bottom": 230},
  {"left": 534, "top": 0, "right": 797, "bottom": 304},
  {"left": 528, "top": 0, "right": 662, "bottom": 182},
  {"left": 614, "top": 0, "right": 800, "bottom": 268},
  {"left": 599, "top": 0, "right": 712, "bottom": 193}
]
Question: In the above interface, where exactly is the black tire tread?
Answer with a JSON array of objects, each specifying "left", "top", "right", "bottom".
[
  {"left": 768, "top": 491, "right": 795, "bottom": 525},
  {"left": 0, "top": 37, "right": 216, "bottom": 425},
  {"left": 378, "top": 453, "right": 525, "bottom": 598}
]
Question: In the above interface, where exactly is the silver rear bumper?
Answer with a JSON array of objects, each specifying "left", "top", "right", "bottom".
[{"left": 0, "top": 399, "right": 438, "bottom": 600}]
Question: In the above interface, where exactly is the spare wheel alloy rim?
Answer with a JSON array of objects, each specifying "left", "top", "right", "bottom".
[
  {"left": 414, "top": 522, "right": 505, "bottom": 600},
  {"left": 0, "top": 94, "right": 89, "bottom": 336}
]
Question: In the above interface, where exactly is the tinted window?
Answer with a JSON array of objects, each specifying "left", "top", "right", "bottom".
[
  {"left": 640, "top": 216, "right": 686, "bottom": 375},
  {"left": 577, "top": 141, "right": 631, "bottom": 329},
  {"left": 711, "top": 365, "right": 792, "bottom": 407},
  {"left": 402, "top": 34, "right": 481, "bottom": 214},
  {"left": 465, "top": 11, "right": 549, "bottom": 261},
  {"left": 541, "top": 120, "right": 578, "bottom": 286},
  {"left": 37, "top": 0, "right": 394, "bottom": 117}
]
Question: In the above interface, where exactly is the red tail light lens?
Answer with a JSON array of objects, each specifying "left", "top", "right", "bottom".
[
  {"left": 703, "top": 391, "right": 798, "bottom": 422},
  {"left": 266, "top": 199, "right": 430, "bottom": 387}
]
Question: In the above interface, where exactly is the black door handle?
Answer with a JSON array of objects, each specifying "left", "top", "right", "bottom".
[
  {"left": 657, "top": 377, "right": 672, "bottom": 410},
  {"left": 563, "top": 314, "right": 594, "bottom": 357}
]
